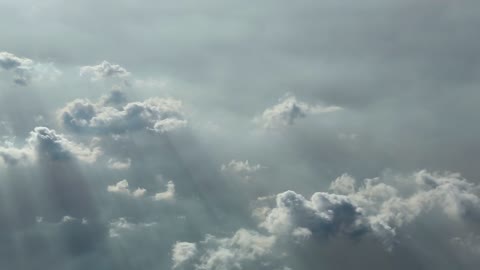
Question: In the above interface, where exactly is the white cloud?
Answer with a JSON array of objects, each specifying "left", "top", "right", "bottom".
[
  {"left": 107, "top": 179, "right": 146, "bottom": 198},
  {"left": 80, "top": 60, "right": 130, "bottom": 81},
  {"left": 255, "top": 95, "right": 342, "bottom": 128},
  {"left": 173, "top": 229, "right": 276, "bottom": 270},
  {"left": 221, "top": 160, "right": 265, "bottom": 180},
  {"left": 154, "top": 181, "right": 175, "bottom": 201},
  {"left": 172, "top": 242, "right": 197, "bottom": 269},
  {"left": 107, "top": 158, "right": 131, "bottom": 170},
  {"left": 329, "top": 173, "right": 356, "bottom": 195},
  {"left": 0, "top": 126, "right": 101, "bottom": 166},
  {"left": 58, "top": 92, "right": 187, "bottom": 134},
  {"left": 0, "top": 51, "right": 60, "bottom": 85},
  {"left": 109, "top": 217, "right": 157, "bottom": 238},
  {"left": 255, "top": 170, "right": 480, "bottom": 249}
]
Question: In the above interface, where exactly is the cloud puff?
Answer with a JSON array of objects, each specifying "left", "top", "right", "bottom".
[
  {"left": 154, "top": 181, "right": 175, "bottom": 201},
  {"left": 260, "top": 190, "right": 366, "bottom": 238},
  {"left": 221, "top": 160, "right": 265, "bottom": 180},
  {"left": 58, "top": 92, "right": 187, "bottom": 134},
  {"left": 107, "top": 179, "right": 146, "bottom": 198},
  {"left": 80, "top": 60, "right": 130, "bottom": 80},
  {"left": 255, "top": 95, "right": 342, "bottom": 128},
  {"left": 107, "top": 158, "right": 131, "bottom": 170},
  {"left": 172, "top": 229, "right": 276, "bottom": 270},
  {"left": 0, "top": 126, "right": 101, "bottom": 166},
  {"left": 172, "top": 242, "right": 197, "bottom": 269},
  {"left": 0, "top": 51, "right": 60, "bottom": 85}
]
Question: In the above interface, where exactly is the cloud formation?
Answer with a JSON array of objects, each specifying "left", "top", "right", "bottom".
[
  {"left": 221, "top": 160, "right": 265, "bottom": 180},
  {"left": 0, "top": 126, "right": 101, "bottom": 166},
  {"left": 80, "top": 60, "right": 130, "bottom": 80},
  {"left": 107, "top": 179, "right": 146, "bottom": 197},
  {"left": 58, "top": 92, "right": 187, "bottom": 134},
  {"left": 173, "top": 229, "right": 276, "bottom": 270},
  {"left": 177, "top": 170, "right": 480, "bottom": 269},
  {"left": 255, "top": 95, "right": 342, "bottom": 128},
  {"left": 0, "top": 51, "right": 60, "bottom": 85},
  {"left": 154, "top": 181, "right": 175, "bottom": 201}
]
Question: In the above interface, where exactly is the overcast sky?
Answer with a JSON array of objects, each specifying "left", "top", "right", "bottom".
[{"left": 1, "top": 1, "right": 480, "bottom": 269}]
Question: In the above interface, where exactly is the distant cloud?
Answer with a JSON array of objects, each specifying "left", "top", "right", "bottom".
[
  {"left": 0, "top": 51, "right": 60, "bottom": 85},
  {"left": 154, "top": 181, "right": 175, "bottom": 201},
  {"left": 107, "top": 179, "right": 146, "bottom": 198},
  {"left": 255, "top": 95, "right": 342, "bottom": 128},
  {"left": 108, "top": 217, "right": 157, "bottom": 238},
  {"left": 58, "top": 92, "right": 187, "bottom": 134},
  {"left": 172, "top": 242, "right": 197, "bottom": 269},
  {"left": 80, "top": 60, "right": 130, "bottom": 81},
  {"left": 171, "top": 229, "right": 276, "bottom": 270},
  {"left": 0, "top": 126, "right": 101, "bottom": 166},
  {"left": 221, "top": 160, "right": 265, "bottom": 180},
  {"left": 107, "top": 158, "right": 131, "bottom": 170}
]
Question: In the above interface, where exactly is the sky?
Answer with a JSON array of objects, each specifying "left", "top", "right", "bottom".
[{"left": 0, "top": 0, "right": 480, "bottom": 269}]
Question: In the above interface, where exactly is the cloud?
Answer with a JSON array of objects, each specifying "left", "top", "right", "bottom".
[
  {"left": 172, "top": 229, "right": 276, "bottom": 270},
  {"left": 107, "top": 179, "right": 146, "bottom": 197},
  {"left": 172, "top": 242, "right": 197, "bottom": 269},
  {"left": 255, "top": 170, "right": 480, "bottom": 249},
  {"left": 172, "top": 170, "right": 480, "bottom": 269},
  {"left": 80, "top": 60, "right": 130, "bottom": 80},
  {"left": 259, "top": 190, "right": 366, "bottom": 238},
  {"left": 329, "top": 173, "right": 356, "bottom": 195},
  {"left": 451, "top": 234, "right": 480, "bottom": 255},
  {"left": 0, "top": 51, "right": 60, "bottom": 85},
  {"left": 154, "top": 181, "right": 175, "bottom": 201},
  {"left": 221, "top": 160, "right": 265, "bottom": 180},
  {"left": 108, "top": 217, "right": 157, "bottom": 238},
  {"left": 107, "top": 158, "right": 131, "bottom": 170},
  {"left": 255, "top": 95, "right": 342, "bottom": 128},
  {"left": 0, "top": 126, "right": 101, "bottom": 166},
  {"left": 58, "top": 92, "right": 187, "bottom": 134}
]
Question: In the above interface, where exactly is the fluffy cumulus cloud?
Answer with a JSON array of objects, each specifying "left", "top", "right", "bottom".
[
  {"left": 255, "top": 170, "right": 480, "bottom": 248},
  {"left": 175, "top": 170, "right": 480, "bottom": 269},
  {"left": 80, "top": 60, "right": 130, "bottom": 80},
  {"left": 255, "top": 95, "right": 342, "bottom": 128},
  {"left": 58, "top": 91, "right": 187, "bottom": 134},
  {"left": 154, "top": 181, "right": 175, "bottom": 201},
  {"left": 0, "top": 126, "right": 101, "bottom": 166},
  {"left": 107, "top": 179, "right": 146, "bottom": 197},
  {"left": 0, "top": 51, "right": 60, "bottom": 85},
  {"left": 172, "top": 242, "right": 197, "bottom": 269},
  {"left": 172, "top": 229, "right": 277, "bottom": 270}
]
